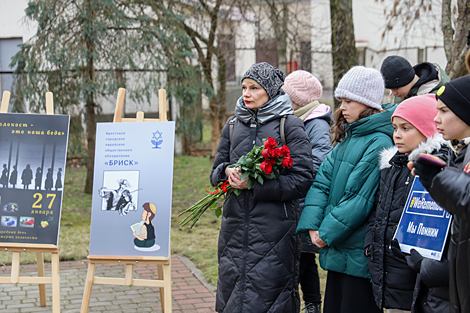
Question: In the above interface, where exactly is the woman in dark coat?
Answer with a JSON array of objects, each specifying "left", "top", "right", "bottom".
[
  {"left": 0, "top": 164, "right": 8, "bottom": 188},
  {"left": 9, "top": 165, "right": 17, "bottom": 188},
  {"left": 210, "top": 62, "right": 314, "bottom": 313}
]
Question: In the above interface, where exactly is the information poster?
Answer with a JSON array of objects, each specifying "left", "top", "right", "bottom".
[
  {"left": 0, "top": 113, "right": 70, "bottom": 245},
  {"left": 393, "top": 176, "right": 452, "bottom": 260},
  {"left": 89, "top": 121, "right": 175, "bottom": 258}
]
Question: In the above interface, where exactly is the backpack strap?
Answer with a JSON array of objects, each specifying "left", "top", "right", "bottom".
[
  {"left": 280, "top": 115, "right": 287, "bottom": 145},
  {"left": 229, "top": 116, "right": 237, "bottom": 143}
]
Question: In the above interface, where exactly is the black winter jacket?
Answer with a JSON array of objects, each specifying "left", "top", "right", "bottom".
[
  {"left": 411, "top": 245, "right": 450, "bottom": 313},
  {"left": 428, "top": 143, "right": 470, "bottom": 313},
  {"left": 365, "top": 134, "right": 448, "bottom": 310},
  {"left": 211, "top": 94, "right": 314, "bottom": 313}
]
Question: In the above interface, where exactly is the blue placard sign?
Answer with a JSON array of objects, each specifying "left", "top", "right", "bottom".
[{"left": 393, "top": 176, "right": 451, "bottom": 261}]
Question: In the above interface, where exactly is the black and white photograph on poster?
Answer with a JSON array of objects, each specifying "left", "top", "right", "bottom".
[
  {"left": 98, "top": 170, "right": 139, "bottom": 216},
  {"left": 0, "top": 113, "right": 69, "bottom": 245}
]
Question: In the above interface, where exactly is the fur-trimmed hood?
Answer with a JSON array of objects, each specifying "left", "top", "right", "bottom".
[{"left": 379, "top": 133, "right": 448, "bottom": 170}]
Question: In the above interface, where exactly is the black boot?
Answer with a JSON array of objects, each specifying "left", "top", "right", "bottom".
[{"left": 304, "top": 302, "right": 321, "bottom": 313}]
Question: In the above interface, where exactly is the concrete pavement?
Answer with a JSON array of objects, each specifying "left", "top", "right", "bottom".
[{"left": 0, "top": 255, "right": 216, "bottom": 312}]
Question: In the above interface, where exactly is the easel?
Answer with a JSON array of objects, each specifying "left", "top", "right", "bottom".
[
  {"left": 80, "top": 88, "right": 172, "bottom": 313},
  {"left": 0, "top": 90, "right": 61, "bottom": 312}
]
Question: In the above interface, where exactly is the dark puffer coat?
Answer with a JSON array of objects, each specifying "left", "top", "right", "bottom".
[
  {"left": 298, "top": 104, "right": 333, "bottom": 253},
  {"left": 211, "top": 94, "right": 314, "bottom": 313},
  {"left": 365, "top": 134, "right": 448, "bottom": 310},
  {"left": 428, "top": 144, "right": 470, "bottom": 313},
  {"left": 411, "top": 247, "right": 450, "bottom": 313}
]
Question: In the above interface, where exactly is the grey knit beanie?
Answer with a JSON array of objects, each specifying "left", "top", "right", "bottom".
[
  {"left": 242, "top": 62, "right": 285, "bottom": 99},
  {"left": 334, "top": 66, "right": 385, "bottom": 110}
]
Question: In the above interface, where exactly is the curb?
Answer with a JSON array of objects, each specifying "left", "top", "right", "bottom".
[{"left": 178, "top": 255, "right": 216, "bottom": 296}]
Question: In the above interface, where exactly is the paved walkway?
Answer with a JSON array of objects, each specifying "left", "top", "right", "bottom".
[{"left": 0, "top": 255, "right": 216, "bottom": 312}]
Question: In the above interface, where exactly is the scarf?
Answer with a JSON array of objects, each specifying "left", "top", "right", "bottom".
[{"left": 294, "top": 100, "right": 321, "bottom": 121}]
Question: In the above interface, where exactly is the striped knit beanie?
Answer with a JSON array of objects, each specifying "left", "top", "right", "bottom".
[
  {"left": 282, "top": 70, "right": 323, "bottom": 107},
  {"left": 334, "top": 66, "right": 385, "bottom": 110}
]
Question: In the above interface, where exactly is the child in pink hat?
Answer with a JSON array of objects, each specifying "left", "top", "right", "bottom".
[{"left": 365, "top": 94, "right": 450, "bottom": 313}]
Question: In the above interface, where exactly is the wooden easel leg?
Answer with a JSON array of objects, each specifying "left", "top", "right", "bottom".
[
  {"left": 157, "top": 264, "right": 165, "bottom": 312},
  {"left": 51, "top": 252, "right": 60, "bottom": 313},
  {"left": 125, "top": 264, "right": 134, "bottom": 286},
  {"left": 37, "top": 252, "right": 47, "bottom": 307},
  {"left": 163, "top": 264, "right": 172, "bottom": 313},
  {"left": 80, "top": 262, "right": 96, "bottom": 313},
  {"left": 11, "top": 252, "right": 20, "bottom": 284}
]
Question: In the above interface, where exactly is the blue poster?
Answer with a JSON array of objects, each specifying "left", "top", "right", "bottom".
[
  {"left": 89, "top": 121, "right": 175, "bottom": 258},
  {"left": 393, "top": 176, "right": 451, "bottom": 260}
]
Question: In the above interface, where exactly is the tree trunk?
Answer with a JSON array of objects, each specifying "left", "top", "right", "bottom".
[
  {"left": 269, "top": 2, "right": 288, "bottom": 73},
  {"left": 445, "top": 0, "right": 470, "bottom": 79},
  {"left": 84, "top": 92, "right": 96, "bottom": 194},
  {"left": 84, "top": 1, "right": 96, "bottom": 194},
  {"left": 441, "top": 0, "right": 453, "bottom": 62},
  {"left": 217, "top": 52, "right": 227, "bottom": 134},
  {"left": 330, "top": 0, "right": 357, "bottom": 109},
  {"left": 210, "top": 95, "right": 220, "bottom": 158}
]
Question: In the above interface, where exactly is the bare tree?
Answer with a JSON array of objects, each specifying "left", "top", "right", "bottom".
[
  {"left": 442, "top": 0, "right": 470, "bottom": 79},
  {"left": 380, "top": 0, "right": 470, "bottom": 79},
  {"left": 330, "top": 0, "right": 357, "bottom": 109}
]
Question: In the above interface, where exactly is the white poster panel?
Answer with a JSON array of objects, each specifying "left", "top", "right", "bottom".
[{"left": 89, "top": 121, "right": 175, "bottom": 258}]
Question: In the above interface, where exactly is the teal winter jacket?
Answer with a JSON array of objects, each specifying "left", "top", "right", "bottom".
[{"left": 297, "top": 103, "right": 396, "bottom": 279}]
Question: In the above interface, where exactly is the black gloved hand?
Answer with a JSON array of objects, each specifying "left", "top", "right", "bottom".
[
  {"left": 390, "top": 239, "right": 406, "bottom": 260},
  {"left": 413, "top": 159, "right": 442, "bottom": 189},
  {"left": 405, "top": 249, "right": 424, "bottom": 273}
]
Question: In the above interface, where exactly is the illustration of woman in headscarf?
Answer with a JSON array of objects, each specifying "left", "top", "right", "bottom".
[
  {"left": 0, "top": 164, "right": 8, "bottom": 188},
  {"left": 35, "top": 167, "right": 42, "bottom": 190},
  {"left": 55, "top": 168, "right": 63, "bottom": 190},
  {"left": 132, "top": 202, "right": 156, "bottom": 248},
  {"left": 44, "top": 168, "right": 53, "bottom": 191},
  {"left": 9, "top": 165, "right": 17, "bottom": 188},
  {"left": 21, "top": 164, "right": 33, "bottom": 189}
]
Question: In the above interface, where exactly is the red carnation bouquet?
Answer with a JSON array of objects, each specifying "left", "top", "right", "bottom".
[{"left": 179, "top": 137, "right": 292, "bottom": 228}]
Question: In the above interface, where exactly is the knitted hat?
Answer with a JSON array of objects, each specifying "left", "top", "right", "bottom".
[
  {"left": 391, "top": 94, "right": 438, "bottom": 138},
  {"left": 380, "top": 56, "right": 415, "bottom": 89},
  {"left": 334, "top": 66, "right": 385, "bottom": 110},
  {"left": 436, "top": 75, "right": 470, "bottom": 127},
  {"left": 282, "top": 70, "right": 323, "bottom": 107},
  {"left": 242, "top": 62, "right": 285, "bottom": 99}
]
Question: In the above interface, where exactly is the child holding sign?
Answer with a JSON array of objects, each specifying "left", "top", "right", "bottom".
[
  {"left": 365, "top": 94, "right": 449, "bottom": 313},
  {"left": 410, "top": 76, "right": 470, "bottom": 313}
]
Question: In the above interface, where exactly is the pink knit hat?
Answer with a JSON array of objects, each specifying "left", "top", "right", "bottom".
[
  {"left": 391, "top": 94, "right": 438, "bottom": 138},
  {"left": 282, "top": 70, "right": 323, "bottom": 107}
]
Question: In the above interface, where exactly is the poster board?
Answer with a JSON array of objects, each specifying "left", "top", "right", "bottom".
[
  {"left": 0, "top": 112, "right": 70, "bottom": 245},
  {"left": 81, "top": 88, "right": 173, "bottom": 313},
  {"left": 0, "top": 90, "right": 65, "bottom": 313},
  {"left": 88, "top": 118, "right": 175, "bottom": 258},
  {"left": 393, "top": 176, "right": 452, "bottom": 261}
]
